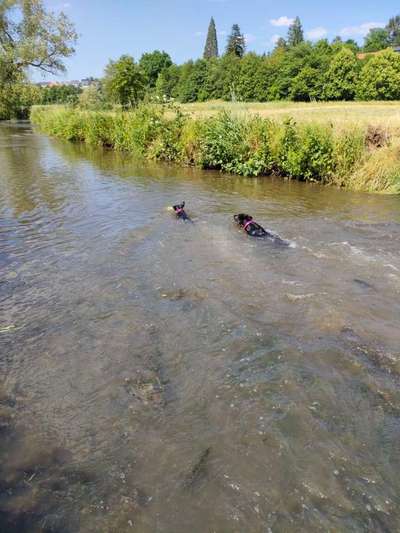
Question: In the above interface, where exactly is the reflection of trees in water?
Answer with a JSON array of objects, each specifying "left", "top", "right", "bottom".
[{"left": 0, "top": 124, "right": 69, "bottom": 216}]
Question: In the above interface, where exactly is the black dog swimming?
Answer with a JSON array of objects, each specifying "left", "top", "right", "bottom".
[
  {"left": 234, "top": 214, "right": 287, "bottom": 244},
  {"left": 171, "top": 202, "right": 191, "bottom": 222}
]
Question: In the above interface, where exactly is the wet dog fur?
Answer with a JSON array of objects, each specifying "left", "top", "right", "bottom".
[{"left": 234, "top": 214, "right": 287, "bottom": 244}]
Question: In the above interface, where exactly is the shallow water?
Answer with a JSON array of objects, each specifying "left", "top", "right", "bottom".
[{"left": 1, "top": 122, "right": 400, "bottom": 532}]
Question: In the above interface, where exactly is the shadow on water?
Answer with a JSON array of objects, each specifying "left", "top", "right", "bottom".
[{"left": 1, "top": 122, "right": 400, "bottom": 532}]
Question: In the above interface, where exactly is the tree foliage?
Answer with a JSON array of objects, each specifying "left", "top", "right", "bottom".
[
  {"left": 0, "top": 77, "right": 40, "bottom": 118},
  {"left": 0, "top": 0, "right": 77, "bottom": 77},
  {"left": 363, "top": 28, "right": 390, "bottom": 52},
  {"left": 0, "top": 0, "right": 77, "bottom": 118},
  {"left": 103, "top": 55, "right": 146, "bottom": 108},
  {"left": 40, "top": 84, "right": 81, "bottom": 105},
  {"left": 204, "top": 17, "right": 218, "bottom": 59},
  {"left": 386, "top": 15, "right": 400, "bottom": 46},
  {"left": 225, "top": 24, "right": 245, "bottom": 58},
  {"left": 357, "top": 49, "right": 400, "bottom": 100},
  {"left": 287, "top": 17, "right": 304, "bottom": 48},
  {"left": 324, "top": 48, "right": 359, "bottom": 100},
  {"left": 156, "top": 63, "right": 181, "bottom": 99},
  {"left": 139, "top": 50, "right": 172, "bottom": 88}
]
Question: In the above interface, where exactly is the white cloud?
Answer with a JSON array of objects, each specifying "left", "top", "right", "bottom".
[
  {"left": 270, "top": 16, "right": 294, "bottom": 27},
  {"left": 195, "top": 31, "right": 205, "bottom": 37},
  {"left": 306, "top": 27, "right": 328, "bottom": 40},
  {"left": 218, "top": 30, "right": 227, "bottom": 37},
  {"left": 244, "top": 33, "right": 256, "bottom": 44},
  {"left": 271, "top": 34, "right": 281, "bottom": 45},
  {"left": 340, "top": 21, "right": 384, "bottom": 37}
]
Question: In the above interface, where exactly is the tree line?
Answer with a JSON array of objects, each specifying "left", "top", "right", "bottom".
[
  {"left": 96, "top": 14, "right": 400, "bottom": 107},
  {"left": 2, "top": 2, "right": 400, "bottom": 120}
]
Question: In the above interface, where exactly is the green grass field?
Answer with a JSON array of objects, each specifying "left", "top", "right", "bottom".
[{"left": 179, "top": 100, "right": 400, "bottom": 130}]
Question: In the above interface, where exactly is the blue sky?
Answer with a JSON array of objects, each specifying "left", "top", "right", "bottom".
[{"left": 39, "top": 0, "right": 399, "bottom": 81}]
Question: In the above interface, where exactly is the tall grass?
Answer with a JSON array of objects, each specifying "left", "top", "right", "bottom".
[{"left": 30, "top": 105, "right": 400, "bottom": 193}]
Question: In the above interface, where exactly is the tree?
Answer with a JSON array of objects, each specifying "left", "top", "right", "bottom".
[
  {"left": 202, "top": 57, "right": 223, "bottom": 99},
  {"left": 344, "top": 40, "right": 360, "bottom": 53},
  {"left": 219, "top": 53, "right": 241, "bottom": 100},
  {"left": 270, "top": 41, "right": 314, "bottom": 99},
  {"left": 178, "top": 59, "right": 208, "bottom": 102},
  {"left": 324, "top": 48, "right": 359, "bottom": 100},
  {"left": 0, "top": 79, "right": 40, "bottom": 119},
  {"left": 290, "top": 66, "right": 322, "bottom": 101},
  {"left": 287, "top": 17, "right": 304, "bottom": 47},
  {"left": 236, "top": 52, "right": 265, "bottom": 100},
  {"left": 0, "top": 0, "right": 77, "bottom": 78},
  {"left": 274, "top": 37, "right": 287, "bottom": 51},
  {"left": 386, "top": 15, "right": 400, "bottom": 46},
  {"left": 0, "top": 0, "right": 77, "bottom": 118},
  {"left": 139, "top": 50, "right": 172, "bottom": 88},
  {"left": 357, "top": 49, "right": 400, "bottom": 100},
  {"left": 204, "top": 17, "right": 218, "bottom": 59},
  {"left": 156, "top": 64, "right": 181, "bottom": 99},
  {"left": 40, "top": 84, "right": 82, "bottom": 105},
  {"left": 226, "top": 24, "right": 245, "bottom": 58},
  {"left": 103, "top": 55, "right": 146, "bottom": 108},
  {"left": 364, "top": 28, "right": 390, "bottom": 52}
]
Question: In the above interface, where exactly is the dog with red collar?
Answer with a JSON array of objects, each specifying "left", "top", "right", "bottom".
[
  {"left": 234, "top": 213, "right": 287, "bottom": 244},
  {"left": 168, "top": 201, "right": 191, "bottom": 222}
]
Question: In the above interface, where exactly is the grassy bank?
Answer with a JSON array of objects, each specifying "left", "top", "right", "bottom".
[{"left": 30, "top": 104, "right": 400, "bottom": 193}]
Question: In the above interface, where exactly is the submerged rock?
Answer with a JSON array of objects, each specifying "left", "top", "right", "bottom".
[{"left": 183, "top": 447, "right": 211, "bottom": 490}]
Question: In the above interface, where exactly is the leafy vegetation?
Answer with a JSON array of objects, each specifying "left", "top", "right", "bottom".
[
  {"left": 30, "top": 104, "right": 400, "bottom": 193},
  {"left": 0, "top": 0, "right": 77, "bottom": 118},
  {"left": 225, "top": 24, "right": 246, "bottom": 58},
  {"left": 357, "top": 49, "right": 400, "bottom": 100},
  {"left": 103, "top": 55, "right": 146, "bottom": 108}
]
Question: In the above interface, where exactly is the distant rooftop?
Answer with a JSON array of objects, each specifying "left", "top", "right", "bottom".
[{"left": 35, "top": 78, "right": 98, "bottom": 88}]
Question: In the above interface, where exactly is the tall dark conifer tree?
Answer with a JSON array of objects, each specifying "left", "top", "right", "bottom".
[
  {"left": 203, "top": 17, "right": 219, "bottom": 58},
  {"left": 386, "top": 15, "right": 400, "bottom": 46},
  {"left": 287, "top": 16, "right": 304, "bottom": 47},
  {"left": 226, "top": 24, "right": 246, "bottom": 58}
]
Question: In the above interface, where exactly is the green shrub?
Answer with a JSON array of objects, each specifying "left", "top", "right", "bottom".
[
  {"left": 82, "top": 112, "right": 115, "bottom": 146},
  {"left": 197, "top": 112, "right": 247, "bottom": 172},
  {"left": 332, "top": 128, "right": 365, "bottom": 186}
]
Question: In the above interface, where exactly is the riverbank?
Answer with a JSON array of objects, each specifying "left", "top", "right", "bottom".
[{"left": 30, "top": 104, "right": 400, "bottom": 193}]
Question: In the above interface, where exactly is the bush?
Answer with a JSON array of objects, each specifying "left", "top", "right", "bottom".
[
  {"left": 277, "top": 119, "right": 334, "bottom": 181},
  {"left": 332, "top": 129, "right": 365, "bottom": 186},
  {"left": 196, "top": 112, "right": 245, "bottom": 171}
]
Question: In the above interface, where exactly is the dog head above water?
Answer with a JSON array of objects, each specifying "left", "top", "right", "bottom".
[
  {"left": 173, "top": 202, "right": 185, "bottom": 213},
  {"left": 234, "top": 214, "right": 253, "bottom": 226}
]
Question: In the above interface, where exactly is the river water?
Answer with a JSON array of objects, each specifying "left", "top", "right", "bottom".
[{"left": 1, "top": 121, "right": 400, "bottom": 532}]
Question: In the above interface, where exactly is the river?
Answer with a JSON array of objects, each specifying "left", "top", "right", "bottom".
[{"left": 1, "top": 121, "right": 400, "bottom": 532}]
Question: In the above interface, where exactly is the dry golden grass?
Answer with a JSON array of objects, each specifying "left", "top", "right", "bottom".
[
  {"left": 347, "top": 140, "right": 400, "bottom": 193},
  {"left": 179, "top": 100, "right": 400, "bottom": 132}
]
